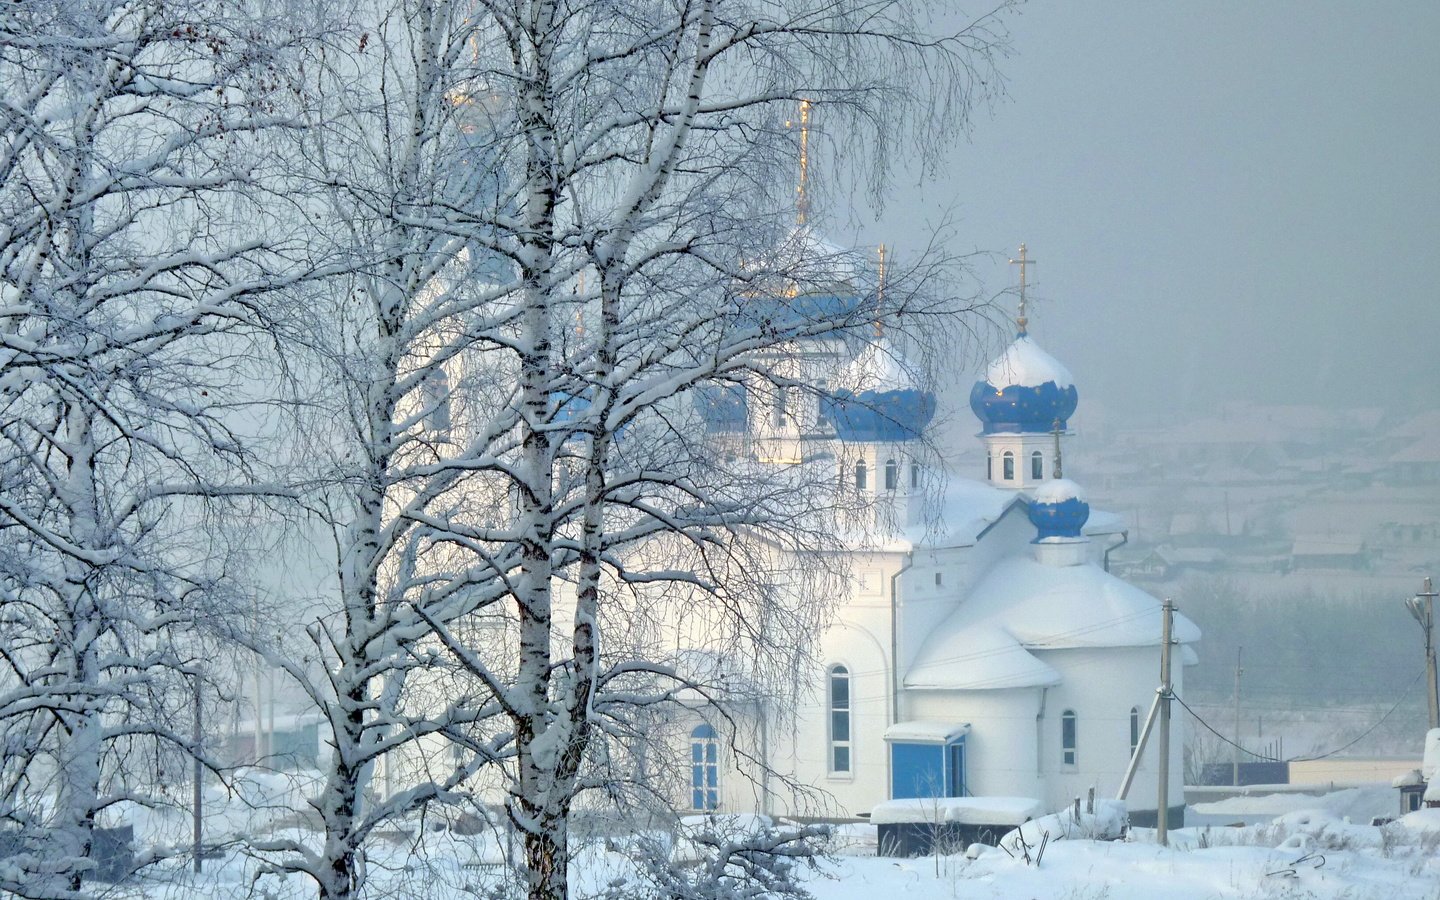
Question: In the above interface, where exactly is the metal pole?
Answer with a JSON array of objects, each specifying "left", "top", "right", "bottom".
[
  {"left": 1407, "top": 577, "right": 1438, "bottom": 729},
  {"left": 1232, "top": 646, "right": 1243, "bottom": 786},
  {"left": 1157, "top": 598, "right": 1174, "bottom": 846},
  {"left": 1425, "top": 578, "right": 1438, "bottom": 730},
  {"left": 193, "top": 673, "right": 203, "bottom": 873}
]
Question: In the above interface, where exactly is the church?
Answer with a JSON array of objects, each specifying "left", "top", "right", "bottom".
[{"left": 680, "top": 241, "right": 1201, "bottom": 828}]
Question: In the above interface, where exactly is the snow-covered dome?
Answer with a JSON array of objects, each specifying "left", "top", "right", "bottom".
[
  {"left": 740, "top": 226, "right": 869, "bottom": 330},
  {"left": 1027, "top": 478, "right": 1090, "bottom": 541},
  {"left": 775, "top": 225, "right": 868, "bottom": 290},
  {"left": 841, "top": 337, "right": 922, "bottom": 393},
  {"left": 968, "top": 335, "right": 1078, "bottom": 434},
  {"left": 821, "top": 337, "right": 936, "bottom": 442}
]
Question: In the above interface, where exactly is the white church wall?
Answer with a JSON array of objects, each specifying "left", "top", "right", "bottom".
[
  {"left": 1035, "top": 645, "right": 1183, "bottom": 814},
  {"left": 773, "top": 617, "right": 894, "bottom": 818},
  {"left": 905, "top": 688, "right": 1043, "bottom": 800}
]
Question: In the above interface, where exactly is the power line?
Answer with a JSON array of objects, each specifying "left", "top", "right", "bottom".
[{"left": 1173, "top": 670, "right": 1425, "bottom": 764}]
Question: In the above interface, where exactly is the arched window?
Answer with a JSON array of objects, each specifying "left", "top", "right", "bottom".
[
  {"left": 1061, "top": 710, "right": 1077, "bottom": 766},
  {"left": 828, "top": 666, "right": 851, "bottom": 773},
  {"left": 854, "top": 459, "right": 868, "bottom": 490},
  {"left": 690, "top": 724, "right": 719, "bottom": 810},
  {"left": 911, "top": 462, "right": 921, "bottom": 489},
  {"left": 1129, "top": 706, "right": 1141, "bottom": 758},
  {"left": 986, "top": 453, "right": 993, "bottom": 480},
  {"left": 1031, "top": 450, "right": 1043, "bottom": 480},
  {"left": 884, "top": 459, "right": 898, "bottom": 491},
  {"left": 1002, "top": 451, "right": 1015, "bottom": 481}
]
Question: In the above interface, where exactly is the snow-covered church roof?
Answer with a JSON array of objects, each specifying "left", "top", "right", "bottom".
[
  {"left": 843, "top": 477, "right": 1125, "bottom": 553},
  {"left": 905, "top": 556, "right": 1200, "bottom": 691}
]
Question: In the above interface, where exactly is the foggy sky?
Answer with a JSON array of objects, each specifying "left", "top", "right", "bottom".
[{"left": 846, "top": 1, "right": 1440, "bottom": 422}]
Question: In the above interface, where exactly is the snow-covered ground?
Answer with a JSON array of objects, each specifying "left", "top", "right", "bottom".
[{"left": 89, "top": 779, "right": 1440, "bottom": 898}]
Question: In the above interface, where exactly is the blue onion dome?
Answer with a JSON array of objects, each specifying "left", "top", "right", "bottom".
[
  {"left": 969, "top": 335, "right": 1078, "bottom": 434},
  {"left": 821, "top": 337, "right": 936, "bottom": 442},
  {"left": 694, "top": 382, "right": 748, "bottom": 433},
  {"left": 1028, "top": 478, "right": 1091, "bottom": 541}
]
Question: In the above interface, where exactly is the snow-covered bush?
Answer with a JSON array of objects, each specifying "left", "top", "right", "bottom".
[
  {"left": 999, "top": 800, "right": 1128, "bottom": 858},
  {"left": 593, "top": 815, "right": 832, "bottom": 900}
]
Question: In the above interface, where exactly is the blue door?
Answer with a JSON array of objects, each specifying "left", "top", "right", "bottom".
[{"left": 890, "top": 738, "right": 966, "bottom": 799}]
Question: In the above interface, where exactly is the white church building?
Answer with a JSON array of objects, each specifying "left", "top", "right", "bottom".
[{"left": 680, "top": 245, "right": 1201, "bottom": 827}]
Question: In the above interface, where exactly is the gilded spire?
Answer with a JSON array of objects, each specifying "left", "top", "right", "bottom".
[
  {"left": 875, "top": 243, "right": 887, "bottom": 336},
  {"left": 796, "top": 99, "right": 812, "bottom": 225},
  {"left": 1008, "top": 243, "right": 1037, "bottom": 335}
]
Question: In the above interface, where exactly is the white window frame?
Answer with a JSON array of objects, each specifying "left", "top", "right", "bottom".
[
  {"left": 690, "top": 724, "right": 720, "bottom": 810},
  {"left": 1129, "top": 706, "right": 1141, "bottom": 760},
  {"left": 1061, "top": 709, "right": 1077, "bottom": 767},
  {"left": 828, "top": 665, "right": 852, "bottom": 775}
]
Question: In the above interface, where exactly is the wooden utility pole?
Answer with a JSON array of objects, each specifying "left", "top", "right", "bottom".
[
  {"left": 1157, "top": 598, "right": 1175, "bottom": 846},
  {"left": 1408, "top": 577, "right": 1439, "bottom": 729}
]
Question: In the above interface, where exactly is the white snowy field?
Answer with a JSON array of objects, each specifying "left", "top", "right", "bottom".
[{"left": 85, "top": 778, "right": 1440, "bottom": 899}]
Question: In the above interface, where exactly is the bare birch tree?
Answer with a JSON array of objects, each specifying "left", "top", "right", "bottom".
[
  {"left": 452, "top": 4, "right": 1009, "bottom": 898},
  {"left": 0, "top": 2, "right": 313, "bottom": 893},
  {"left": 245, "top": 2, "right": 1011, "bottom": 899}
]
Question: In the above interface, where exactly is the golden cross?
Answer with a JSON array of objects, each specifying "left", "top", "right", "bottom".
[{"left": 1008, "top": 243, "right": 1037, "bottom": 334}]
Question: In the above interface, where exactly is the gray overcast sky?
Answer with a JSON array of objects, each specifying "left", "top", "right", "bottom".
[{"left": 846, "top": 1, "right": 1440, "bottom": 421}]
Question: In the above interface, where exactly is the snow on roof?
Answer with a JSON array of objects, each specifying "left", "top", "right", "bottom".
[
  {"left": 870, "top": 796, "right": 1042, "bottom": 826},
  {"left": 984, "top": 335, "right": 1074, "bottom": 390},
  {"left": 926, "top": 479, "right": 1021, "bottom": 547},
  {"left": 883, "top": 721, "right": 970, "bottom": 743},
  {"left": 905, "top": 622, "right": 1062, "bottom": 691},
  {"left": 841, "top": 337, "right": 922, "bottom": 393},
  {"left": 905, "top": 556, "right": 1200, "bottom": 691},
  {"left": 1032, "top": 478, "right": 1086, "bottom": 504},
  {"left": 1426, "top": 779, "right": 1440, "bottom": 803},
  {"left": 1423, "top": 729, "right": 1440, "bottom": 781},
  {"left": 1394, "top": 768, "right": 1425, "bottom": 788},
  {"left": 844, "top": 475, "right": 1122, "bottom": 553}
]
